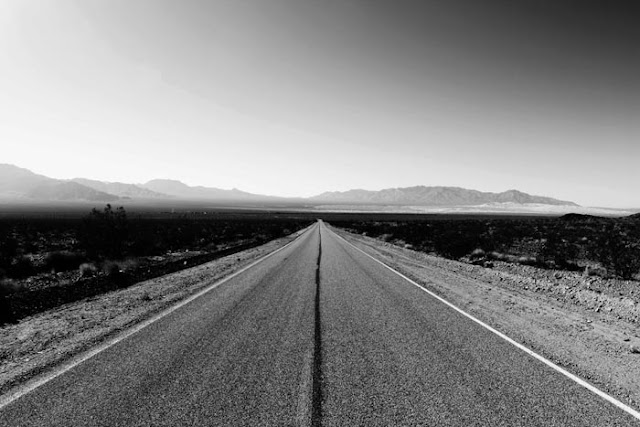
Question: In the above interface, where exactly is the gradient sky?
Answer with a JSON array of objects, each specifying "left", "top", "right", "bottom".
[{"left": 1, "top": 0, "right": 638, "bottom": 207}]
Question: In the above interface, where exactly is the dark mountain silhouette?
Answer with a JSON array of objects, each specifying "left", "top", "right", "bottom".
[{"left": 311, "top": 186, "right": 578, "bottom": 206}]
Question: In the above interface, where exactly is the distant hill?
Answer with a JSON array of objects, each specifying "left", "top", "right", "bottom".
[
  {"left": 0, "top": 163, "right": 53, "bottom": 194},
  {"left": 0, "top": 164, "right": 117, "bottom": 202},
  {"left": 0, "top": 164, "right": 279, "bottom": 203},
  {"left": 72, "top": 178, "right": 168, "bottom": 199},
  {"left": 311, "top": 186, "right": 578, "bottom": 207},
  {"left": 29, "top": 181, "right": 119, "bottom": 202},
  {"left": 140, "top": 179, "right": 277, "bottom": 201},
  {"left": 0, "top": 163, "right": 585, "bottom": 210}
]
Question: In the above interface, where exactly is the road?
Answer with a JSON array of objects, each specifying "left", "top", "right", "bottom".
[{"left": 1, "top": 221, "right": 638, "bottom": 426}]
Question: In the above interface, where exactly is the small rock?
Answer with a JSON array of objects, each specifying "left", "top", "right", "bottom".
[
  {"left": 630, "top": 345, "right": 640, "bottom": 354},
  {"left": 623, "top": 337, "right": 630, "bottom": 342}
]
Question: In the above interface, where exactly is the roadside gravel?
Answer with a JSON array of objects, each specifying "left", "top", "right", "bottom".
[{"left": 332, "top": 227, "right": 640, "bottom": 412}]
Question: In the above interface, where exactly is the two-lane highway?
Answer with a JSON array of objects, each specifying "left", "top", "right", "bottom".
[{"left": 1, "top": 221, "right": 638, "bottom": 426}]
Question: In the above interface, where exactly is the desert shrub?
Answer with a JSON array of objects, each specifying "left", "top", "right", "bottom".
[
  {"left": 592, "top": 223, "right": 640, "bottom": 280},
  {"left": 101, "top": 260, "right": 122, "bottom": 276},
  {"left": 517, "top": 256, "right": 538, "bottom": 266},
  {"left": 584, "top": 265, "right": 607, "bottom": 277},
  {"left": 539, "top": 231, "right": 580, "bottom": 269},
  {"left": 101, "top": 260, "right": 129, "bottom": 286},
  {"left": 487, "top": 252, "right": 518, "bottom": 263},
  {"left": 0, "top": 278, "right": 22, "bottom": 324},
  {"left": 79, "top": 262, "right": 98, "bottom": 277},
  {"left": 609, "top": 244, "right": 640, "bottom": 280},
  {"left": 0, "top": 278, "right": 22, "bottom": 295},
  {"left": 44, "top": 251, "right": 87, "bottom": 273},
  {"left": 127, "top": 224, "right": 162, "bottom": 256},
  {"left": 470, "top": 248, "right": 486, "bottom": 259},
  {"left": 432, "top": 228, "right": 479, "bottom": 259},
  {"left": 505, "top": 254, "right": 519, "bottom": 263},
  {"left": 80, "top": 204, "right": 129, "bottom": 260},
  {"left": 8, "top": 255, "right": 36, "bottom": 278},
  {"left": 114, "top": 258, "right": 138, "bottom": 273},
  {"left": 0, "top": 232, "right": 18, "bottom": 271},
  {"left": 488, "top": 251, "right": 507, "bottom": 261}
]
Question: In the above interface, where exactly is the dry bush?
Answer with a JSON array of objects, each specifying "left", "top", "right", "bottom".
[
  {"left": 79, "top": 262, "right": 98, "bottom": 277},
  {"left": 0, "top": 278, "right": 23, "bottom": 324},
  {"left": 8, "top": 255, "right": 36, "bottom": 278},
  {"left": 101, "top": 261, "right": 122, "bottom": 277},
  {"left": 517, "top": 256, "right": 538, "bottom": 266},
  {"left": 470, "top": 248, "right": 486, "bottom": 259},
  {"left": 44, "top": 251, "right": 87, "bottom": 273}
]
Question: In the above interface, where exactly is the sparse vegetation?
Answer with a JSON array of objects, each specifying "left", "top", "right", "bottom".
[
  {"left": 593, "top": 222, "right": 640, "bottom": 280},
  {"left": 79, "top": 262, "right": 98, "bottom": 277},
  {"left": 44, "top": 251, "right": 87, "bottom": 273},
  {"left": 0, "top": 207, "right": 313, "bottom": 324},
  {"left": 330, "top": 213, "right": 640, "bottom": 280},
  {"left": 80, "top": 204, "right": 129, "bottom": 260}
]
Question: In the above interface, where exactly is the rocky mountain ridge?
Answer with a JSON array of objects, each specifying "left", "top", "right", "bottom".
[
  {"left": 1, "top": 163, "right": 580, "bottom": 208},
  {"left": 312, "top": 186, "right": 578, "bottom": 206}
]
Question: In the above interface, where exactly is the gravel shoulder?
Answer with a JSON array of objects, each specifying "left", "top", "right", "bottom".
[
  {"left": 0, "top": 229, "right": 308, "bottom": 395},
  {"left": 332, "top": 227, "right": 640, "bottom": 411}
]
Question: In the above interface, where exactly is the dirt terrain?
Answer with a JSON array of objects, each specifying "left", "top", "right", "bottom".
[
  {"left": 0, "top": 229, "right": 307, "bottom": 395},
  {"left": 332, "top": 227, "right": 640, "bottom": 411}
]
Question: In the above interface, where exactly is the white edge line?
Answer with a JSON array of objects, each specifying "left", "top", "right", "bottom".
[
  {"left": 332, "top": 229, "right": 640, "bottom": 421},
  {"left": 0, "top": 223, "right": 317, "bottom": 410}
]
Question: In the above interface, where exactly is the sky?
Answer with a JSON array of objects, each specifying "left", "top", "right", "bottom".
[{"left": 1, "top": 0, "right": 638, "bottom": 207}]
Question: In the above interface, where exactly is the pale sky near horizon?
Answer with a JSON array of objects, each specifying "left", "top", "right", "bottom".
[{"left": 1, "top": 0, "right": 638, "bottom": 207}]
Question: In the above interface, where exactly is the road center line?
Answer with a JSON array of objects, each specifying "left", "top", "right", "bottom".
[
  {"left": 311, "top": 225, "right": 324, "bottom": 427},
  {"left": 332, "top": 228, "right": 640, "bottom": 422}
]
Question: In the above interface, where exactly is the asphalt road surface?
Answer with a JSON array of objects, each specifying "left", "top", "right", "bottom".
[{"left": 1, "top": 221, "right": 638, "bottom": 426}]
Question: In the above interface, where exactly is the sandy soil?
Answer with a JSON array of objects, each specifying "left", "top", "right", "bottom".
[
  {"left": 333, "top": 228, "right": 640, "bottom": 411},
  {"left": 0, "top": 230, "right": 306, "bottom": 395}
]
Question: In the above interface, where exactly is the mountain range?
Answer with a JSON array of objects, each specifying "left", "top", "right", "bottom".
[
  {"left": 0, "top": 163, "right": 579, "bottom": 209},
  {"left": 311, "top": 187, "right": 578, "bottom": 206},
  {"left": 0, "top": 164, "right": 287, "bottom": 204}
]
